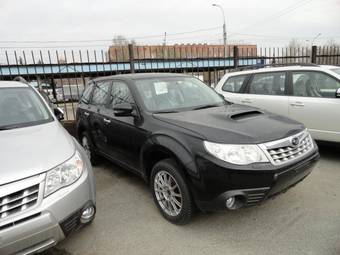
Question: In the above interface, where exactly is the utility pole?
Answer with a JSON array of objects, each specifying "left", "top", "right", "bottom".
[
  {"left": 212, "top": 4, "right": 227, "bottom": 55},
  {"left": 163, "top": 32, "right": 167, "bottom": 46}
]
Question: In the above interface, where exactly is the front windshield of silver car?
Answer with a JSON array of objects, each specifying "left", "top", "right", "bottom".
[{"left": 0, "top": 87, "right": 52, "bottom": 130}]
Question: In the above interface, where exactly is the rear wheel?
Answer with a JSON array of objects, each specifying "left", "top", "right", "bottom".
[
  {"left": 80, "top": 131, "right": 98, "bottom": 165},
  {"left": 151, "top": 159, "right": 194, "bottom": 225}
]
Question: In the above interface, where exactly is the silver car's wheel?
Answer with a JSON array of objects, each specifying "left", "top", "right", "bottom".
[
  {"left": 154, "top": 170, "right": 182, "bottom": 217},
  {"left": 82, "top": 136, "right": 91, "bottom": 160}
]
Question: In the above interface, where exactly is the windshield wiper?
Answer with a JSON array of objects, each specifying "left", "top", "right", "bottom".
[
  {"left": 192, "top": 104, "right": 220, "bottom": 110},
  {"left": 153, "top": 110, "right": 179, "bottom": 114},
  {"left": 0, "top": 126, "right": 16, "bottom": 130}
]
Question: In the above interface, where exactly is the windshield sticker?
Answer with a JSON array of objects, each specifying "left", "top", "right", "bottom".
[{"left": 154, "top": 82, "right": 168, "bottom": 95}]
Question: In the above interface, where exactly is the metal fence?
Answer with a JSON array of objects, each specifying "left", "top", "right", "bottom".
[{"left": 0, "top": 45, "right": 339, "bottom": 121}]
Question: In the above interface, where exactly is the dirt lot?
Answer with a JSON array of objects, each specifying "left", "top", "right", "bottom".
[{"left": 45, "top": 144, "right": 340, "bottom": 255}]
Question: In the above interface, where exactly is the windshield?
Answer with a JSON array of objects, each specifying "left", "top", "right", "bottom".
[
  {"left": 0, "top": 87, "right": 53, "bottom": 130},
  {"left": 331, "top": 68, "right": 340, "bottom": 75},
  {"left": 135, "top": 77, "right": 224, "bottom": 112}
]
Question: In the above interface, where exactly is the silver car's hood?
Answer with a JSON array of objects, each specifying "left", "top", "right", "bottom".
[{"left": 0, "top": 121, "right": 75, "bottom": 185}]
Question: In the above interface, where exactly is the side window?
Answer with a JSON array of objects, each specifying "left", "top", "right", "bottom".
[
  {"left": 292, "top": 71, "right": 340, "bottom": 98},
  {"left": 110, "top": 81, "right": 134, "bottom": 107},
  {"left": 222, "top": 75, "right": 247, "bottom": 93},
  {"left": 249, "top": 72, "right": 286, "bottom": 95},
  {"left": 91, "top": 81, "right": 111, "bottom": 105},
  {"left": 81, "top": 82, "right": 94, "bottom": 104}
]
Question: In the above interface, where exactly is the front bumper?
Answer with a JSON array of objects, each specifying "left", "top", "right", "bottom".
[
  {"left": 191, "top": 149, "right": 319, "bottom": 212},
  {"left": 0, "top": 154, "right": 95, "bottom": 255}
]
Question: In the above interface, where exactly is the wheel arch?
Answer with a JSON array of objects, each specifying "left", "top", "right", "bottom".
[{"left": 141, "top": 134, "right": 198, "bottom": 183}]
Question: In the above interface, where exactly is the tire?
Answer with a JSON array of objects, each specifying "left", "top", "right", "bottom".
[
  {"left": 80, "top": 131, "right": 99, "bottom": 166},
  {"left": 151, "top": 159, "right": 194, "bottom": 225}
]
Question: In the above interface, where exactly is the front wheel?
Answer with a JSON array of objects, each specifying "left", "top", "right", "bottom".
[
  {"left": 80, "top": 131, "right": 98, "bottom": 165},
  {"left": 151, "top": 159, "right": 194, "bottom": 225}
]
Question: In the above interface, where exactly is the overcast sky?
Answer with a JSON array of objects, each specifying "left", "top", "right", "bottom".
[{"left": 0, "top": 0, "right": 339, "bottom": 50}]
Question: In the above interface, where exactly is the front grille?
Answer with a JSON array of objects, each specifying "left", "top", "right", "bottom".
[
  {"left": 261, "top": 130, "right": 314, "bottom": 166},
  {"left": 0, "top": 184, "right": 40, "bottom": 219}
]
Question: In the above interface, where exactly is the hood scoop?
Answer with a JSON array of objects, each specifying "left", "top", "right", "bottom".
[{"left": 230, "top": 110, "right": 263, "bottom": 120}]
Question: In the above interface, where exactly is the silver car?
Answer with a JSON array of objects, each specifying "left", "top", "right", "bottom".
[{"left": 0, "top": 81, "right": 96, "bottom": 254}]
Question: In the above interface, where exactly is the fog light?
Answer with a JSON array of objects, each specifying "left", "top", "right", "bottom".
[
  {"left": 226, "top": 196, "right": 235, "bottom": 209},
  {"left": 80, "top": 205, "right": 95, "bottom": 224}
]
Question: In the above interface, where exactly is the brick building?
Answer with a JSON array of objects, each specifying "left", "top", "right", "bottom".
[{"left": 107, "top": 44, "right": 257, "bottom": 62}]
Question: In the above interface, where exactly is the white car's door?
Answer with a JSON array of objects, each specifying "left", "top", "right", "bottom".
[
  {"left": 238, "top": 71, "right": 289, "bottom": 117},
  {"left": 288, "top": 71, "right": 340, "bottom": 142},
  {"left": 215, "top": 74, "right": 249, "bottom": 104}
]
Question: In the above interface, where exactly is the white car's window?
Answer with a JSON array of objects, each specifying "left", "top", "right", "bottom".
[
  {"left": 0, "top": 87, "right": 52, "bottom": 130},
  {"left": 91, "top": 81, "right": 111, "bottom": 105},
  {"left": 222, "top": 75, "right": 247, "bottom": 93},
  {"left": 249, "top": 72, "right": 286, "bottom": 95},
  {"left": 292, "top": 71, "right": 340, "bottom": 98}
]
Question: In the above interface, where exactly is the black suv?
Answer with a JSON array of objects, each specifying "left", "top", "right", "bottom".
[{"left": 76, "top": 73, "right": 319, "bottom": 224}]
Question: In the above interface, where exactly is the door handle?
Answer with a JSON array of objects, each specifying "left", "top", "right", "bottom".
[
  {"left": 241, "top": 99, "right": 252, "bottom": 104},
  {"left": 84, "top": 112, "right": 90, "bottom": 116},
  {"left": 103, "top": 118, "right": 111, "bottom": 124},
  {"left": 290, "top": 102, "right": 305, "bottom": 107}
]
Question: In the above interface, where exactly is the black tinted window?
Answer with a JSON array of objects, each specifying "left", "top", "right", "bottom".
[
  {"left": 222, "top": 75, "right": 247, "bottom": 92},
  {"left": 110, "top": 81, "right": 134, "bottom": 106},
  {"left": 91, "top": 81, "right": 111, "bottom": 105},
  {"left": 249, "top": 72, "right": 286, "bottom": 95},
  {"left": 81, "top": 83, "right": 94, "bottom": 103}
]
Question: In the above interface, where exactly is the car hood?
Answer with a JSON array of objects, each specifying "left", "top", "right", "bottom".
[
  {"left": 153, "top": 104, "right": 305, "bottom": 144},
  {"left": 0, "top": 121, "right": 75, "bottom": 185}
]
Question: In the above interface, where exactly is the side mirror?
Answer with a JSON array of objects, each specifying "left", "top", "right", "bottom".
[
  {"left": 114, "top": 103, "right": 134, "bottom": 117},
  {"left": 54, "top": 107, "right": 64, "bottom": 121},
  {"left": 336, "top": 88, "right": 340, "bottom": 98}
]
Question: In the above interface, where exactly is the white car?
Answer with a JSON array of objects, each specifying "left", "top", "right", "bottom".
[{"left": 215, "top": 64, "right": 340, "bottom": 143}]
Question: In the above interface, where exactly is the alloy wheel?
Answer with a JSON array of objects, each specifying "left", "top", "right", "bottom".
[
  {"left": 154, "top": 170, "right": 183, "bottom": 217},
  {"left": 82, "top": 136, "right": 91, "bottom": 160}
]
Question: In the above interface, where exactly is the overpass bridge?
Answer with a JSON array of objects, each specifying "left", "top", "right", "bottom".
[{"left": 0, "top": 58, "right": 263, "bottom": 79}]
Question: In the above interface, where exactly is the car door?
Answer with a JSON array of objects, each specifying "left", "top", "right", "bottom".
[
  {"left": 87, "top": 80, "right": 112, "bottom": 153},
  {"left": 288, "top": 70, "right": 340, "bottom": 142},
  {"left": 216, "top": 74, "right": 249, "bottom": 104},
  {"left": 100, "top": 80, "right": 147, "bottom": 172},
  {"left": 239, "top": 71, "right": 289, "bottom": 117}
]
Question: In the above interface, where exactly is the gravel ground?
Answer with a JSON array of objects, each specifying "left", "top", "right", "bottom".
[{"left": 45, "top": 144, "right": 340, "bottom": 255}]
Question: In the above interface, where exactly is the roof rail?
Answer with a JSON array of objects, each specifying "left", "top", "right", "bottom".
[{"left": 230, "top": 62, "right": 319, "bottom": 72}]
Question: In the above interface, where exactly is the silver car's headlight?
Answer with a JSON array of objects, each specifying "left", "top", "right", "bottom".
[
  {"left": 204, "top": 141, "right": 269, "bottom": 165},
  {"left": 44, "top": 151, "right": 84, "bottom": 197}
]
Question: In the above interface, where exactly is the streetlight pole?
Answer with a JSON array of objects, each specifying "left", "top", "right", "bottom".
[
  {"left": 212, "top": 4, "right": 227, "bottom": 55},
  {"left": 311, "top": 33, "right": 322, "bottom": 46}
]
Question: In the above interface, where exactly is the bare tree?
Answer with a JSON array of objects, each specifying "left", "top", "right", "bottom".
[{"left": 109, "top": 35, "right": 136, "bottom": 62}]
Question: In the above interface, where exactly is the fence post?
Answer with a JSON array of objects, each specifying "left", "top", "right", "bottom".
[
  {"left": 128, "top": 44, "right": 135, "bottom": 73},
  {"left": 50, "top": 78, "right": 57, "bottom": 100},
  {"left": 233, "top": 46, "right": 239, "bottom": 69},
  {"left": 311, "top": 46, "right": 317, "bottom": 64}
]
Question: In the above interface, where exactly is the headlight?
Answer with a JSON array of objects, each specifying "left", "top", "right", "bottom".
[
  {"left": 204, "top": 141, "right": 269, "bottom": 165},
  {"left": 44, "top": 151, "right": 84, "bottom": 197}
]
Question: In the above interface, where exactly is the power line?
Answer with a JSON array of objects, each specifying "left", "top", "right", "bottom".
[
  {"left": 238, "top": 0, "right": 314, "bottom": 31},
  {"left": 0, "top": 26, "right": 221, "bottom": 44}
]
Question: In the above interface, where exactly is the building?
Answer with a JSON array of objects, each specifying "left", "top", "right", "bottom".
[{"left": 107, "top": 44, "right": 257, "bottom": 62}]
